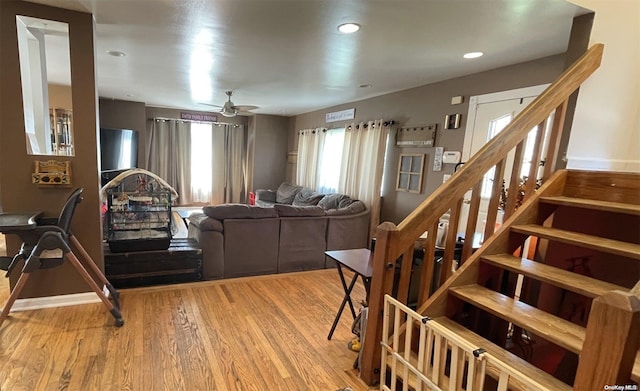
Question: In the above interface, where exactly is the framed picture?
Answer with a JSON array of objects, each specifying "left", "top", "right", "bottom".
[
  {"left": 396, "top": 153, "right": 425, "bottom": 193},
  {"left": 444, "top": 113, "right": 461, "bottom": 130}
]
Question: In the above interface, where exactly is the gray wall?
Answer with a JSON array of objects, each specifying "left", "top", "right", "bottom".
[
  {"left": 290, "top": 54, "right": 565, "bottom": 224},
  {"left": 247, "top": 114, "right": 289, "bottom": 192}
]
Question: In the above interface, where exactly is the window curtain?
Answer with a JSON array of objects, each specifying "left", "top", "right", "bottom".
[
  {"left": 339, "top": 119, "right": 390, "bottom": 236},
  {"left": 223, "top": 124, "right": 247, "bottom": 203},
  {"left": 196, "top": 123, "right": 247, "bottom": 205},
  {"left": 296, "top": 127, "right": 326, "bottom": 189},
  {"left": 147, "top": 120, "right": 247, "bottom": 205},
  {"left": 146, "top": 119, "right": 192, "bottom": 203}
]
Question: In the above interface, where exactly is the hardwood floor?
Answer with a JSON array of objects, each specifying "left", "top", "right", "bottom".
[{"left": 0, "top": 268, "right": 373, "bottom": 390}]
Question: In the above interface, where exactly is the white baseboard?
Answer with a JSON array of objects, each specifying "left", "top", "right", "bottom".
[
  {"left": 11, "top": 291, "right": 101, "bottom": 312},
  {"left": 566, "top": 157, "right": 640, "bottom": 172}
]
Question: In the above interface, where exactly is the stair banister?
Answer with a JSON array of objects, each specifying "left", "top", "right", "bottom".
[
  {"left": 574, "top": 281, "right": 640, "bottom": 389},
  {"left": 359, "top": 43, "right": 604, "bottom": 386}
]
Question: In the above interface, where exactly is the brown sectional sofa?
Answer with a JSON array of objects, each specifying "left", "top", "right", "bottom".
[{"left": 187, "top": 185, "right": 370, "bottom": 279}]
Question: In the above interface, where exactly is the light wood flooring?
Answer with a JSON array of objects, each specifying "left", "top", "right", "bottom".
[{"left": 0, "top": 260, "right": 372, "bottom": 391}]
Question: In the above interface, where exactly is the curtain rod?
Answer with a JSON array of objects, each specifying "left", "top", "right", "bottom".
[
  {"left": 299, "top": 119, "right": 395, "bottom": 134},
  {"left": 148, "top": 117, "right": 241, "bottom": 127}
]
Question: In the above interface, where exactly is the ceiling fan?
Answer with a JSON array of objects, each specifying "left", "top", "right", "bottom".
[{"left": 202, "top": 90, "right": 258, "bottom": 117}]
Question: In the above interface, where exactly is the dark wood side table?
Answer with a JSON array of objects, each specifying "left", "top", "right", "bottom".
[{"left": 325, "top": 248, "right": 373, "bottom": 340}]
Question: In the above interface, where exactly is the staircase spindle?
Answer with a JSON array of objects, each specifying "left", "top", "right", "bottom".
[
  {"left": 504, "top": 139, "right": 526, "bottom": 219},
  {"left": 417, "top": 221, "right": 438, "bottom": 305},
  {"left": 522, "top": 120, "right": 545, "bottom": 203},
  {"left": 484, "top": 159, "right": 506, "bottom": 242},
  {"left": 462, "top": 181, "right": 483, "bottom": 261},
  {"left": 542, "top": 101, "right": 567, "bottom": 181}
]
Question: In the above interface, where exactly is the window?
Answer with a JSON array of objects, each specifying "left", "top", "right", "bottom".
[
  {"left": 317, "top": 128, "right": 345, "bottom": 194},
  {"left": 396, "top": 153, "right": 425, "bottom": 193},
  {"left": 190, "top": 122, "right": 212, "bottom": 202},
  {"left": 481, "top": 114, "right": 512, "bottom": 197},
  {"left": 481, "top": 113, "right": 553, "bottom": 198}
]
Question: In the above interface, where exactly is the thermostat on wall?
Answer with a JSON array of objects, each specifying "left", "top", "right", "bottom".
[{"left": 442, "top": 151, "right": 461, "bottom": 164}]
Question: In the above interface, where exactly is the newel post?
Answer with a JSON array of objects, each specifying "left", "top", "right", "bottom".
[
  {"left": 360, "top": 222, "right": 399, "bottom": 386},
  {"left": 573, "top": 283, "right": 640, "bottom": 390}
]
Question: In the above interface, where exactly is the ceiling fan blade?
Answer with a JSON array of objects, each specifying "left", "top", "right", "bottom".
[
  {"left": 199, "top": 103, "right": 223, "bottom": 108},
  {"left": 232, "top": 105, "right": 258, "bottom": 111}
]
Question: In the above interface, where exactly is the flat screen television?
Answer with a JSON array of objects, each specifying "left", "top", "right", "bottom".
[{"left": 100, "top": 128, "right": 139, "bottom": 171}]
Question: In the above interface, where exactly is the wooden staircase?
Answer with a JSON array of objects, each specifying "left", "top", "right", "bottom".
[
  {"left": 358, "top": 43, "right": 640, "bottom": 390},
  {"left": 383, "top": 170, "right": 640, "bottom": 390}
]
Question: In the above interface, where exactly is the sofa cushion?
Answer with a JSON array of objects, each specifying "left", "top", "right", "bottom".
[
  {"left": 325, "top": 200, "right": 366, "bottom": 216},
  {"left": 292, "top": 188, "right": 325, "bottom": 206},
  {"left": 276, "top": 183, "right": 303, "bottom": 204},
  {"left": 318, "top": 193, "right": 349, "bottom": 210},
  {"left": 203, "top": 204, "right": 278, "bottom": 220},
  {"left": 188, "top": 213, "right": 224, "bottom": 232},
  {"left": 274, "top": 204, "right": 326, "bottom": 217}
]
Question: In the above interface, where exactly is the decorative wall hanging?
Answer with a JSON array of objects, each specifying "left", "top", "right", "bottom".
[
  {"left": 444, "top": 113, "right": 462, "bottom": 130},
  {"left": 32, "top": 160, "right": 72, "bottom": 186},
  {"left": 396, "top": 154, "right": 425, "bottom": 193}
]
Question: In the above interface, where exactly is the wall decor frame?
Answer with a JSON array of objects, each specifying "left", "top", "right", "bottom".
[
  {"left": 396, "top": 153, "right": 425, "bottom": 193},
  {"left": 444, "top": 113, "right": 461, "bottom": 130}
]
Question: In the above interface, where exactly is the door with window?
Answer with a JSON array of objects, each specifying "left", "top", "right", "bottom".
[{"left": 458, "top": 85, "right": 548, "bottom": 239}]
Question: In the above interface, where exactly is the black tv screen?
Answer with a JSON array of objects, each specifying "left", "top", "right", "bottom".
[{"left": 100, "top": 128, "right": 139, "bottom": 171}]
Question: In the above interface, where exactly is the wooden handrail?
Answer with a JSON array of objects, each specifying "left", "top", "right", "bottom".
[
  {"left": 359, "top": 43, "right": 604, "bottom": 386},
  {"left": 394, "top": 43, "right": 603, "bottom": 258}
]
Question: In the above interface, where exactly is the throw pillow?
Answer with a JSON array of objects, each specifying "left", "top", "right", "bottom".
[
  {"left": 325, "top": 200, "right": 366, "bottom": 216},
  {"left": 274, "top": 204, "right": 326, "bottom": 217},
  {"left": 318, "top": 193, "right": 348, "bottom": 210},
  {"left": 338, "top": 196, "right": 356, "bottom": 209},
  {"left": 292, "top": 188, "right": 325, "bottom": 206},
  {"left": 203, "top": 204, "right": 278, "bottom": 220},
  {"left": 276, "top": 182, "right": 303, "bottom": 204}
]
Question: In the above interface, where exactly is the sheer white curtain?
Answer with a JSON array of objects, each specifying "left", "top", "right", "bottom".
[
  {"left": 339, "top": 119, "right": 390, "bottom": 235},
  {"left": 296, "top": 128, "right": 326, "bottom": 189}
]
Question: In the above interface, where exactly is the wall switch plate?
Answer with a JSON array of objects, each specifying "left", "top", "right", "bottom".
[
  {"left": 433, "top": 147, "right": 443, "bottom": 171},
  {"left": 443, "top": 174, "right": 451, "bottom": 183}
]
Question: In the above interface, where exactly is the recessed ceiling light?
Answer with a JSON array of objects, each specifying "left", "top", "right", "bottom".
[
  {"left": 107, "top": 50, "right": 126, "bottom": 57},
  {"left": 359, "top": 84, "right": 372, "bottom": 88},
  {"left": 463, "top": 52, "right": 484, "bottom": 59},
  {"left": 338, "top": 23, "right": 360, "bottom": 34}
]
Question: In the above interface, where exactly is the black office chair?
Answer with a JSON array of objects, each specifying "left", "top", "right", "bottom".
[{"left": 0, "top": 188, "right": 123, "bottom": 327}]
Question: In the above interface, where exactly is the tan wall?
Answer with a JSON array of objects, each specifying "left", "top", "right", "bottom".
[
  {"left": 1, "top": 1, "right": 102, "bottom": 297},
  {"left": 48, "top": 83, "right": 72, "bottom": 109},
  {"left": 291, "top": 54, "right": 565, "bottom": 223}
]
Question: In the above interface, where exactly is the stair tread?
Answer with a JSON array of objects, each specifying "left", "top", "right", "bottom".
[
  {"left": 449, "top": 284, "right": 585, "bottom": 354},
  {"left": 434, "top": 317, "right": 573, "bottom": 391},
  {"left": 511, "top": 224, "right": 640, "bottom": 260},
  {"left": 540, "top": 195, "right": 640, "bottom": 215},
  {"left": 481, "top": 253, "right": 628, "bottom": 298}
]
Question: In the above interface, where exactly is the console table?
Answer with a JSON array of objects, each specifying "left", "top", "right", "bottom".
[{"left": 104, "top": 237, "right": 202, "bottom": 288}]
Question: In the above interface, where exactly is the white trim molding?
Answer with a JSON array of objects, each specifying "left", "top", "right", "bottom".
[
  {"left": 566, "top": 157, "right": 640, "bottom": 172},
  {"left": 462, "top": 84, "right": 550, "bottom": 162},
  {"left": 11, "top": 291, "right": 101, "bottom": 312}
]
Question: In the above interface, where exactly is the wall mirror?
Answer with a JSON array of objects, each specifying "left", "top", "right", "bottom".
[{"left": 16, "top": 15, "right": 74, "bottom": 156}]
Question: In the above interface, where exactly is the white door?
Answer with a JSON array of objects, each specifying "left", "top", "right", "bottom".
[{"left": 457, "top": 85, "right": 548, "bottom": 239}]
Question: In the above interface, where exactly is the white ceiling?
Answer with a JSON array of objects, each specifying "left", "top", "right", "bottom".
[{"left": 27, "top": 0, "right": 589, "bottom": 116}]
